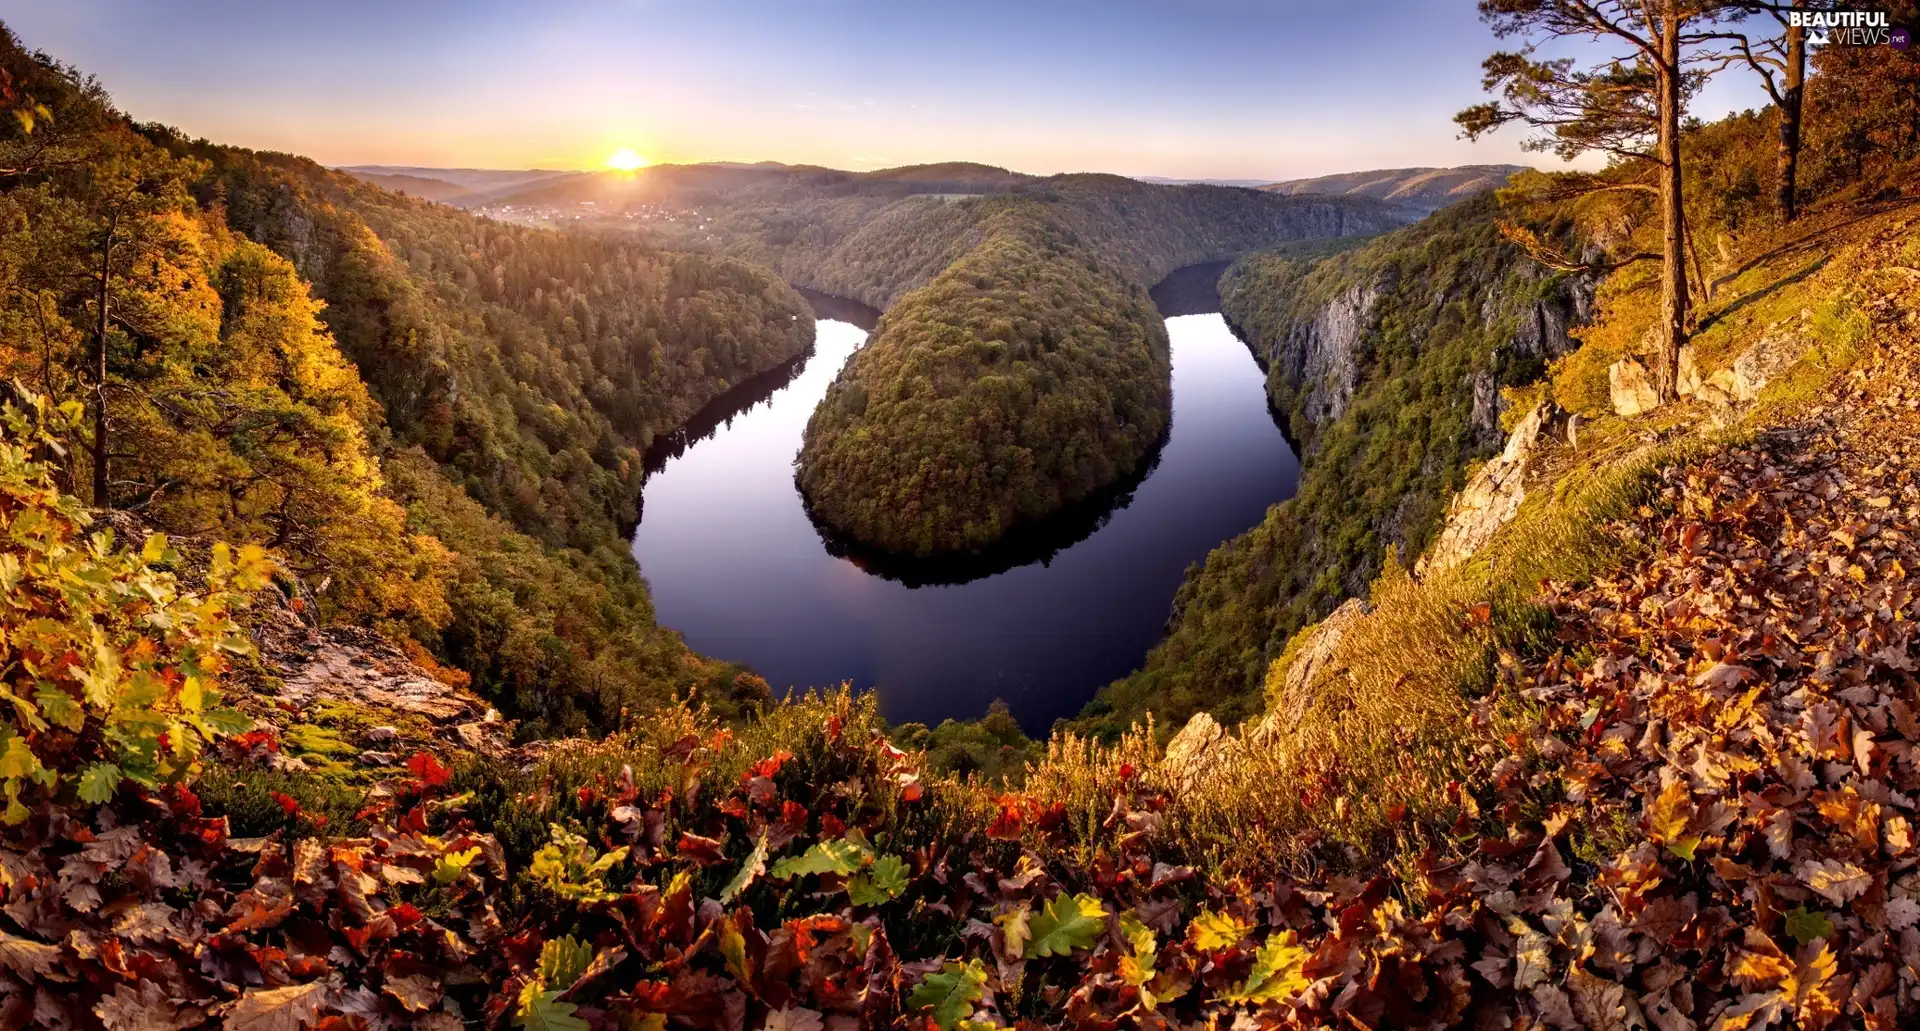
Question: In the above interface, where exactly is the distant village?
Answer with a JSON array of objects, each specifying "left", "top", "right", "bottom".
[{"left": 476, "top": 200, "right": 713, "bottom": 240}]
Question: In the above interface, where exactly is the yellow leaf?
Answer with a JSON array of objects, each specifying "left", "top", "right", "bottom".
[
  {"left": 1189, "top": 909, "right": 1253, "bottom": 951},
  {"left": 1647, "top": 778, "right": 1693, "bottom": 844},
  {"left": 1229, "top": 930, "right": 1311, "bottom": 1004}
]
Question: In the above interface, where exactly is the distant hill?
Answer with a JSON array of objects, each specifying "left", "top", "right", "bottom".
[
  {"left": 1259, "top": 164, "right": 1528, "bottom": 212},
  {"left": 339, "top": 166, "right": 589, "bottom": 207},
  {"left": 350, "top": 172, "right": 479, "bottom": 204},
  {"left": 338, "top": 165, "right": 572, "bottom": 190},
  {"left": 861, "top": 161, "right": 1033, "bottom": 186}
]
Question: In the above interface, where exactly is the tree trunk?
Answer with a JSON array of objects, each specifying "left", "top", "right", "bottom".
[
  {"left": 1653, "top": 8, "right": 1689, "bottom": 402},
  {"left": 1777, "top": 15, "right": 1805, "bottom": 222},
  {"left": 91, "top": 227, "right": 113, "bottom": 507}
]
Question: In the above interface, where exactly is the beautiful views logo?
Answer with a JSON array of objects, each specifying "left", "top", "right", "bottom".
[{"left": 1790, "top": 8, "right": 1903, "bottom": 47}]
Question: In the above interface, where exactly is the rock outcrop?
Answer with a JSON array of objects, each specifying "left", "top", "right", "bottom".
[
  {"left": 239, "top": 571, "right": 514, "bottom": 759},
  {"left": 1732, "top": 331, "right": 1811, "bottom": 401},
  {"left": 1609, "top": 356, "right": 1661, "bottom": 416},
  {"left": 1272, "top": 284, "right": 1375, "bottom": 427},
  {"left": 1256, "top": 596, "right": 1372, "bottom": 741},
  {"left": 1417, "top": 402, "right": 1557, "bottom": 577},
  {"left": 1162, "top": 712, "right": 1241, "bottom": 794}
]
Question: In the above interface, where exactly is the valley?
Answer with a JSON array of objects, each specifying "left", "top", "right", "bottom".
[
  {"left": 632, "top": 274, "right": 1299, "bottom": 732},
  {"left": 5, "top": 6, "right": 1920, "bottom": 1029}
]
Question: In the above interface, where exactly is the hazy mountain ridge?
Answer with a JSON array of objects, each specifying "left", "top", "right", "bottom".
[
  {"left": 1260, "top": 163, "right": 1529, "bottom": 212},
  {"left": 350, "top": 171, "right": 482, "bottom": 204}
]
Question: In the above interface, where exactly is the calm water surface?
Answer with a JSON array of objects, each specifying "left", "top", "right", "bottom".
[{"left": 632, "top": 275, "right": 1300, "bottom": 730}]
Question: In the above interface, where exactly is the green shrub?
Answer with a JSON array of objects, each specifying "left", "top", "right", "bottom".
[{"left": 0, "top": 386, "right": 269, "bottom": 819}]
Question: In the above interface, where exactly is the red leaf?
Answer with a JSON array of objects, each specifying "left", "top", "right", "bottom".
[
  {"left": 677, "top": 832, "right": 727, "bottom": 866},
  {"left": 750, "top": 749, "right": 794, "bottom": 780},
  {"left": 406, "top": 751, "right": 452, "bottom": 788}
]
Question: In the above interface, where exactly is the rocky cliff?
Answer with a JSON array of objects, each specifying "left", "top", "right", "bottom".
[{"left": 1076, "top": 193, "right": 1595, "bottom": 738}]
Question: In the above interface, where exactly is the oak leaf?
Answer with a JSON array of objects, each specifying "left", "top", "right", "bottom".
[
  {"left": 1188, "top": 909, "right": 1251, "bottom": 951},
  {"left": 906, "top": 960, "right": 988, "bottom": 1031},
  {"left": 1023, "top": 892, "right": 1107, "bottom": 958},
  {"left": 222, "top": 982, "right": 329, "bottom": 1031},
  {"left": 1795, "top": 858, "right": 1870, "bottom": 905}
]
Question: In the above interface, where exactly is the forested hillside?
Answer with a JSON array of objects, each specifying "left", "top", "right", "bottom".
[
  {"left": 1078, "top": 194, "right": 1592, "bottom": 733},
  {"left": 1078, "top": 13, "right": 1920, "bottom": 739},
  {"left": 0, "top": 27, "right": 812, "bottom": 735},
  {"left": 795, "top": 202, "right": 1173, "bottom": 554}
]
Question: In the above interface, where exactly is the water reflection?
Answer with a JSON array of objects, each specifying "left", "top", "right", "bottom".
[{"left": 630, "top": 268, "right": 1301, "bottom": 731}]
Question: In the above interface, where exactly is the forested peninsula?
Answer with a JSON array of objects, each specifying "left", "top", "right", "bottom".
[
  {"left": 794, "top": 201, "right": 1173, "bottom": 554},
  {"left": 789, "top": 182, "right": 1406, "bottom": 555}
]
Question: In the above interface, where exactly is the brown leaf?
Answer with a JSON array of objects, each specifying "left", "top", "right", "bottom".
[
  {"left": 383, "top": 974, "right": 441, "bottom": 1013},
  {"left": 222, "top": 981, "right": 330, "bottom": 1031},
  {"left": 95, "top": 982, "right": 202, "bottom": 1031},
  {"left": 1796, "top": 859, "right": 1871, "bottom": 905},
  {"left": 0, "top": 931, "right": 60, "bottom": 977}
]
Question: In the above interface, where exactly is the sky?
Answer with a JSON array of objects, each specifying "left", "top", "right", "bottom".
[{"left": 1, "top": 0, "right": 1781, "bottom": 180}]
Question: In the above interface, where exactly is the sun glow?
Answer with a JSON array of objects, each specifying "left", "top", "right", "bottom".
[{"left": 606, "top": 148, "right": 649, "bottom": 171}]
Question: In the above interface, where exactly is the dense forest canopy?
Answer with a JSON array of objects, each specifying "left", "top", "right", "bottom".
[
  {"left": 795, "top": 201, "right": 1173, "bottom": 555},
  {"left": 0, "top": 25, "right": 814, "bottom": 736}
]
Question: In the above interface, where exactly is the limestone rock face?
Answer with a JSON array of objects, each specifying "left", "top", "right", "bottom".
[
  {"left": 1418, "top": 402, "right": 1556, "bottom": 578},
  {"left": 1275, "top": 284, "right": 1375, "bottom": 427},
  {"left": 1732, "top": 333, "right": 1810, "bottom": 401},
  {"left": 1256, "top": 596, "right": 1372, "bottom": 742},
  {"left": 1469, "top": 369, "right": 1499, "bottom": 443},
  {"left": 1609, "top": 357, "right": 1661, "bottom": 417},
  {"left": 1677, "top": 345, "right": 1702, "bottom": 397},
  {"left": 1678, "top": 344, "right": 1738, "bottom": 406}
]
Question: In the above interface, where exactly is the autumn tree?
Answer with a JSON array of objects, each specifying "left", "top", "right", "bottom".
[
  {"left": 1704, "top": 1, "right": 1816, "bottom": 222},
  {"left": 1457, "top": 0, "right": 1722, "bottom": 402},
  {"left": 76, "top": 144, "right": 208, "bottom": 505},
  {"left": 1802, "top": 0, "right": 1920, "bottom": 188}
]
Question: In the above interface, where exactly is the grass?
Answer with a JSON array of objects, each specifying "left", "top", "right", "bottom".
[{"left": 1016, "top": 199, "right": 1913, "bottom": 881}]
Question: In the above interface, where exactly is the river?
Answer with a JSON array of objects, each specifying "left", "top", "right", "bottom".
[{"left": 630, "top": 268, "right": 1300, "bottom": 731}]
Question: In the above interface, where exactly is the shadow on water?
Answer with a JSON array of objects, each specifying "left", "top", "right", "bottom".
[
  {"left": 791, "top": 261, "right": 1228, "bottom": 588},
  {"left": 795, "top": 286, "right": 881, "bottom": 331},
  {"left": 642, "top": 351, "right": 816, "bottom": 476},
  {"left": 801, "top": 423, "right": 1171, "bottom": 588},
  {"left": 640, "top": 288, "right": 883, "bottom": 479},
  {"left": 1149, "top": 259, "right": 1231, "bottom": 317}
]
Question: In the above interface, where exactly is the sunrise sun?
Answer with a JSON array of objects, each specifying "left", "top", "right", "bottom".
[{"left": 606, "top": 148, "right": 649, "bottom": 171}]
